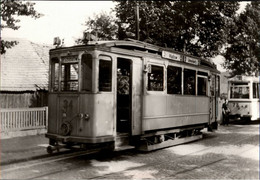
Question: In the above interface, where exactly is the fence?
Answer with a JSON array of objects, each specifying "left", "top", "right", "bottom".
[{"left": 0, "top": 107, "right": 48, "bottom": 132}]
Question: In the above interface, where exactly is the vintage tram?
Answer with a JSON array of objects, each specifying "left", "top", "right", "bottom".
[
  {"left": 227, "top": 75, "right": 260, "bottom": 121},
  {"left": 45, "top": 39, "right": 220, "bottom": 153}
]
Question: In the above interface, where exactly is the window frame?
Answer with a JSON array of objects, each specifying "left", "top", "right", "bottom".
[
  {"left": 98, "top": 55, "right": 113, "bottom": 92},
  {"left": 167, "top": 65, "right": 182, "bottom": 95},
  {"left": 50, "top": 58, "right": 60, "bottom": 92},
  {"left": 147, "top": 64, "right": 165, "bottom": 92},
  {"left": 81, "top": 53, "right": 93, "bottom": 92},
  {"left": 60, "top": 62, "right": 79, "bottom": 92},
  {"left": 183, "top": 68, "right": 196, "bottom": 96},
  {"left": 197, "top": 71, "right": 208, "bottom": 96},
  {"left": 229, "top": 82, "right": 250, "bottom": 99}
]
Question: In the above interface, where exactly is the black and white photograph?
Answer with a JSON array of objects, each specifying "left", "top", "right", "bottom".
[{"left": 1, "top": 1, "right": 259, "bottom": 179}]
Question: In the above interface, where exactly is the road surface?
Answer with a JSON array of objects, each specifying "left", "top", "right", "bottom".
[{"left": 1, "top": 121, "right": 259, "bottom": 179}]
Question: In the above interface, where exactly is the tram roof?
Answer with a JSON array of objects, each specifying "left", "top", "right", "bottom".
[{"left": 50, "top": 39, "right": 218, "bottom": 71}]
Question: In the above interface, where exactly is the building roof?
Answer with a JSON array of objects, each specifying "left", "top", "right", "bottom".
[{"left": 1, "top": 38, "right": 51, "bottom": 91}]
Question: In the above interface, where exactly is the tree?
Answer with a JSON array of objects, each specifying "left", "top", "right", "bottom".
[
  {"left": 76, "top": 11, "right": 118, "bottom": 44},
  {"left": 223, "top": 2, "right": 260, "bottom": 76},
  {"left": 0, "top": 0, "right": 42, "bottom": 54},
  {"left": 114, "top": 1, "right": 239, "bottom": 58}
]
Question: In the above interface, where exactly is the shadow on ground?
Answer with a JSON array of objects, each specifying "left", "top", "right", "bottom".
[{"left": 229, "top": 118, "right": 260, "bottom": 125}]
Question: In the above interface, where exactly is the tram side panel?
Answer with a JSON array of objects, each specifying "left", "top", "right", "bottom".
[
  {"left": 48, "top": 94, "right": 81, "bottom": 136},
  {"left": 47, "top": 93, "right": 114, "bottom": 138},
  {"left": 79, "top": 93, "right": 114, "bottom": 137},
  {"left": 47, "top": 94, "right": 58, "bottom": 134},
  {"left": 142, "top": 95, "right": 209, "bottom": 131}
]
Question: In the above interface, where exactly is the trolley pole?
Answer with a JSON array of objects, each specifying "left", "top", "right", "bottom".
[{"left": 135, "top": 2, "right": 140, "bottom": 41}]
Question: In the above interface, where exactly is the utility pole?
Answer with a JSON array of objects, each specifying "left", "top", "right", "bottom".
[{"left": 135, "top": 1, "right": 140, "bottom": 41}]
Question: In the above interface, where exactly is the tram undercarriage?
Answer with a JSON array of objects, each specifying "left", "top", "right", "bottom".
[{"left": 45, "top": 124, "right": 207, "bottom": 154}]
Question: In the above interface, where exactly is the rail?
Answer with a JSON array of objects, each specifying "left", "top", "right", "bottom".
[{"left": 0, "top": 107, "right": 48, "bottom": 132}]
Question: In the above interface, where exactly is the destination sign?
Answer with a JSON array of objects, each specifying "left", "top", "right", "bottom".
[
  {"left": 162, "top": 51, "right": 181, "bottom": 61},
  {"left": 61, "top": 56, "right": 78, "bottom": 63},
  {"left": 184, "top": 57, "right": 199, "bottom": 65}
]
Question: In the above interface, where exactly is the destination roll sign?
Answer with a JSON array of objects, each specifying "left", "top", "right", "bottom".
[
  {"left": 162, "top": 51, "right": 181, "bottom": 61},
  {"left": 184, "top": 56, "right": 199, "bottom": 65}
]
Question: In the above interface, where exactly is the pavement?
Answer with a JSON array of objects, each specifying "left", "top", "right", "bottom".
[{"left": 1, "top": 134, "right": 49, "bottom": 165}]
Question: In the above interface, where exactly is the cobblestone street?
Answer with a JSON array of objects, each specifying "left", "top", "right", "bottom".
[{"left": 2, "top": 121, "right": 259, "bottom": 179}]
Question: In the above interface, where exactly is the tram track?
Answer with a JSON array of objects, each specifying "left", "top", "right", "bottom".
[
  {"left": 87, "top": 132, "right": 259, "bottom": 179},
  {"left": 1, "top": 148, "right": 100, "bottom": 173},
  {"left": 2, "top": 125, "right": 258, "bottom": 179}
]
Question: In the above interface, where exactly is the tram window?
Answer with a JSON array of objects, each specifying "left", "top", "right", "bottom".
[
  {"left": 253, "top": 83, "right": 259, "bottom": 99},
  {"left": 184, "top": 69, "right": 196, "bottom": 95},
  {"left": 167, "top": 66, "right": 182, "bottom": 94},
  {"left": 230, "top": 86, "right": 249, "bottom": 99},
  {"left": 51, "top": 59, "right": 59, "bottom": 91},
  {"left": 61, "top": 63, "right": 79, "bottom": 91},
  {"left": 197, "top": 71, "right": 208, "bottom": 96},
  {"left": 99, "top": 59, "right": 112, "bottom": 92},
  {"left": 197, "top": 77, "right": 207, "bottom": 96},
  {"left": 148, "top": 65, "right": 164, "bottom": 91},
  {"left": 81, "top": 54, "right": 92, "bottom": 91}
]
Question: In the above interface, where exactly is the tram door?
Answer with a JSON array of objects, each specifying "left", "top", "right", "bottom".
[
  {"left": 209, "top": 74, "right": 218, "bottom": 129},
  {"left": 116, "top": 58, "right": 132, "bottom": 133}
]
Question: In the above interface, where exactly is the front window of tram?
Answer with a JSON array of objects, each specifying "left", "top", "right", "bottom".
[
  {"left": 81, "top": 54, "right": 93, "bottom": 91},
  {"left": 61, "top": 63, "right": 79, "bottom": 91},
  {"left": 230, "top": 83, "right": 250, "bottom": 99},
  {"left": 51, "top": 58, "right": 59, "bottom": 91},
  {"left": 50, "top": 54, "right": 93, "bottom": 92}
]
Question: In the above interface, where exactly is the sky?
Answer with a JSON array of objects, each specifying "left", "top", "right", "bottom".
[
  {"left": 2, "top": 1, "right": 249, "bottom": 72},
  {"left": 2, "top": 1, "right": 116, "bottom": 46}
]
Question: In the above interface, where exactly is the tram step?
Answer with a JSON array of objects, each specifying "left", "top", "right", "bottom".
[
  {"left": 115, "top": 145, "right": 135, "bottom": 151},
  {"left": 138, "top": 134, "right": 203, "bottom": 151},
  {"left": 115, "top": 133, "right": 130, "bottom": 147}
]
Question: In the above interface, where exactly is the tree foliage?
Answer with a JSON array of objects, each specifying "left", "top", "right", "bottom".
[
  {"left": 0, "top": 0, "right": 42, "bottom": 54},
  {"left": 80, "top": 1, "right": 258, "bottom": 75},
  {"left": 76, "top": 11, "right": 117, "bottom": 44},
  {"left": 114, "top": 1, "right": 239, "bottom": 58},
  {"left": 223, "top": 2, "right": 260, "bottom": 76}
]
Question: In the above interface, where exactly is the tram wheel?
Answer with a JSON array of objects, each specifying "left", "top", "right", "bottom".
[{"left": 47, "top": 146, "right": 53, "bottom": 154}]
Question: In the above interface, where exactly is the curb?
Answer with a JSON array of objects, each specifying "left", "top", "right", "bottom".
[{"left": 1, "top": 129, "right": 47, "bottom": 139}]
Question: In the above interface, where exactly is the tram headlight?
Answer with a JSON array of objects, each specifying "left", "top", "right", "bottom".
[{"left": 62, "top": 112, "right": 67, "bottom": 118}]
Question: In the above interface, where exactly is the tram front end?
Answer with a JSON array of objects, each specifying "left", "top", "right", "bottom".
[{"left": 46, "top": 46, "right": 115, "bottom": 153}]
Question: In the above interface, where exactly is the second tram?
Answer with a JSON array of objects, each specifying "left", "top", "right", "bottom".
[
  {"left": 227, "top": 75, "right": 260, "bottom": 121},
  {"left": 46, "top": 39, "right": 220, "bottom": 153}
]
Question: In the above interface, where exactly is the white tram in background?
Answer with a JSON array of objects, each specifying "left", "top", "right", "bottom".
[
  {"left": 46, "top": 39, "right": 220, "bottom": 153},
  {"left": 227, "top": 75, "right": 260, "bottom": 121}
]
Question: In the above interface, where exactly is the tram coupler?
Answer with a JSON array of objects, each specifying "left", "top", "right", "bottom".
[{"left": 47, "top": 144, "right": 66, "bottom": 154}]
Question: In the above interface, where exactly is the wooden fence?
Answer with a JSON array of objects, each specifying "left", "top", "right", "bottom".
[{"left": 0, "top": 107, "right": 48, "bottom": 132}]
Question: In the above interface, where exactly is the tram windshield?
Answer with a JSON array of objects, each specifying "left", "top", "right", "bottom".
[
  {"left": 230, "top": 82, "right": 249, "bottom": 99},
  {"left": 61, "top": 63, "right": 79, "bottom": 91},
  {"left": 50, "top": 54, "right": 93, "bottom": 92}
]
